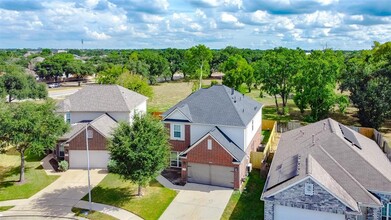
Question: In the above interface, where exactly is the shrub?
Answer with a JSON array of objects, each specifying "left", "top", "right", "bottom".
[
  {"left": 210, "top": 80, "right": 219, "bottom": 86},
  {"left": 58, "top": 160, "right": 69, "bottom": 172},
  {"left": 107, "top": 159, "right": 118, "bottom": 173}
]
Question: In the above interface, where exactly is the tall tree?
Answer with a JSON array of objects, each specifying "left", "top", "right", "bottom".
[
  {"left": 221, "top": 54, "right": 254, "bottom": 92},
  {"left": 183, "top": 44, "right": 213, "bottom": 89},
  {"left": 138, "top": 51, "right": 170, "bottom": 84},
  {"left": 162, "top": 48, "right": 185, "bottom": 81},
  {"left": 341, "top": 42, "right": 391, "bottom": 129},
  {"left": 0, "top": 101, "right": 69, "bottom": 182},
  {"left": 294, "top": 49, "right": 345, "bottom": 121},
  {"left": 108, "top": 114, "right": 170, "bottom": 196},
  {"left": 0, "top": 71, "right": 47, "bottom": 102},
  {"left": 253, "top": 48, "right": 305, "bottom": 114},
  {"left": 116, "top": 72, "right": 154, "bottom": 98}
]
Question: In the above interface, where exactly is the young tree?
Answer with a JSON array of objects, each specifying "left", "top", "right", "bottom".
[
  {"left": 183, "top": 44, "right": 213, "bottom": 89},
  {"left": 0, "top": 101, "right": 69, "bottom": 182},
  {"left": 221, "top": 54, "right": 254, "bottom": 92},
  {"left": 96, "top": 65, "right": 123, "bottom": 84},
  {"left": 108, "top": 114, "right": 170, "bottom": 196}
]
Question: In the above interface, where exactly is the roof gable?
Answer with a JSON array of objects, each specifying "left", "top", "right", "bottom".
[
  {"left": 162, "top": 85, "right": 262, "bottom": 127},
  {"left": 57, "top": 85, "right": 147, "bottom": 112}
]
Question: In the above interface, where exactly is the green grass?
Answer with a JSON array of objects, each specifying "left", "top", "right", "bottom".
[
  {"left": 261, "top": 130, "right": 272, "bottom": 144},
  {"left": 221, "top": 170, "right": 265, "bottom": 220},
  {"left": 0, "top": 206, "right": 14, "bottom": 212},
  {"left": 83, "top": 173, "right": 177, "bottom": 220},
  {"left": 0, "top": 148, "right": 59, "bottom": 201},
  {"left": 71, "top": 207, "right": 118, "bottom": 220}
]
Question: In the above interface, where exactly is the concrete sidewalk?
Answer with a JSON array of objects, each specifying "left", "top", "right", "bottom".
[{"left": 75, "top": 201, "right": 142, "bottom": 220}]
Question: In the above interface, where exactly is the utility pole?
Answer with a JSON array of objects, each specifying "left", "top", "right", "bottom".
[{"left": 85, "top": 124, "right": 92, "bottom": 212}]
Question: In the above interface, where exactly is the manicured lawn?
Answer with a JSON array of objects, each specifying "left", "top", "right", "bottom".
[
  {"left": 71, "top": 207, "right": 118, "bottom": 220},
  {"left": 83, "top": 173, "right": 177, "bottom": 220},
  {"left": 0, "top": 148, "right": 59, "bottom": 201},
  {"left": 221, "top": 170, "right": 265, "bottom": 220},
  {"left": 0, "top": 206, "right": 14, "bottom": 212}
]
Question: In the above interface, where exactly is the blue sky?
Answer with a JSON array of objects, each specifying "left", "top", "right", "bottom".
[{"left": 1, "top": 0, "right": 391, "bottom": 50}]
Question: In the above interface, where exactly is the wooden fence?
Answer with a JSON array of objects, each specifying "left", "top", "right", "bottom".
[{"left": 251, "top": 120, "right": 277, "bottom": 169}]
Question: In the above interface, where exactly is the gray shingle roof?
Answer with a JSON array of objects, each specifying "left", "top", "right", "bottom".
[
  {"left": 162, "top": 85, "right": 263, "bottom": 127},
  {"left": 262, "top": 118, "right": 391, "bottom": 208},
  {"left": 60, "top": 113, "right": 118, "bottom": 141},
  {"left": 57, "top": 85, "right": 147, "bottom": 112},
  {"left": 181, "top": 126, "right": 246, "bottom": 162},
  {"left": 90, "top": 113, "right": 118, "bottom": 138}
]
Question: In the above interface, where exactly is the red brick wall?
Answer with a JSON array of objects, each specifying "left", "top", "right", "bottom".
[
  {"left": 165, "top": 123, "right": 190, "bottom": 152},
  {"left": 68, "top": 127, "right": 107, "bottom": 151},
  {"left": 186, "top": 136, "right": 235, "bottom": 167}
]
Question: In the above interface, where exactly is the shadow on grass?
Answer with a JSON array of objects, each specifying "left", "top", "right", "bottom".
[
  {"left": 228, "top": 170, "right": 265, "bottom": 220},
  {"left": 83, "top": 186, "right": 134, "bottom": 207},
  {"left": 0, "top": 166, "right": 20, "bottom": 184}
]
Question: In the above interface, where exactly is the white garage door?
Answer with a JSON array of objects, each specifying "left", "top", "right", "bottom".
[
  {"left": 69, "top": 150, "right": 110, "bottom": 169},
  {"left": 188, "top": 163, "right": 234, "bottom": 188},
  {"left": 274, "top": 205, "right": 345, "bottom": 220}
]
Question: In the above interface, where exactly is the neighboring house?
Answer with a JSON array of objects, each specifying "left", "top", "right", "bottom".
[
  {"left": 162, "top": 85, "right": 263, "bottom": 189},
  {"left": 261, "top": 118, "right": 391, "bottom": 220},
  {"left": 56, "top": 85, "right": 147, "bottom": 169}
]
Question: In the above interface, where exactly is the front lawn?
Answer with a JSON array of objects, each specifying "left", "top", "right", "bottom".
[
  {"left": 0, "top": 148, "right": 59, "bottom": 201},
  {"left": 83, "top": 173, "right": 177, "bottom": 220},
  {"left": 221, "top": 170, "right": 265, "bottom": 220},
  {"left": 71, "top": 207, "right": 118, "bottom": 220}
]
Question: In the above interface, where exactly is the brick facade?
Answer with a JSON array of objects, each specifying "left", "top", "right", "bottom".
[
  {"left": 165, "top": 123, "right": 190, "bottom": 152},
  {"left": 264, "top": 178, "right": 354, "bottom": 220}
]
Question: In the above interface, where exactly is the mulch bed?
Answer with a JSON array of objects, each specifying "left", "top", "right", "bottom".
[
  {"left": 49, "top": 158, "right": 59, "bottom": 172},
  {"left": 161, "top": 168, "right": 185, "bottom": 186}
]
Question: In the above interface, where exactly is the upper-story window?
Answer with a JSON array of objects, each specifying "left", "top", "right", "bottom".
[
  {"left": 382, "top": 203, "right": 391, "bottom": 220},
  {"left": 65, "top": 112, "right": 71, "bottom": 124},
  {"left": 171, "top": 124, "right": 184, "bottom": 140},
  {"left": 207, "top": 139, "right": 212, "bottom": 150},
  {"left": 87, "top": 130, "right": 93, "bottom": 139}
]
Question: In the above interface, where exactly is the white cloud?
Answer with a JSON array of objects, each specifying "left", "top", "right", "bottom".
[
  {"left": 84, "top": 27, "right": 111, "bottom": 40},
  {"left": 220, "top": 12, "right": 244, "bottom": 27}
]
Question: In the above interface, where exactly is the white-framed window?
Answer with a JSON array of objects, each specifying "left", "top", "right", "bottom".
[
  {"left": 171, "top": 124, "right": 184, "bottom": 140},
  {"left": 170, "top": 151, "right": 182, "bottom": 167},
  {"left": 65, "top": 112, "right": 71, "bottom": 124},
  {"left": 207, "top": 139, "right": 212, "bottom": 150},
  {"left": 87, "top": 130, "right": 93, "bottom": 139},
  {"left": 382, "top": 203, "right": 391, "bottom": 220}
]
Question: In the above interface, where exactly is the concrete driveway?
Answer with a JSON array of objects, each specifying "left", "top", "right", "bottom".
[
  {"left": 159, "top": 183, "right": 233, "bottom": 220},
  {"left": 0, "top": 169, "right": 107, "bottom": 219}
]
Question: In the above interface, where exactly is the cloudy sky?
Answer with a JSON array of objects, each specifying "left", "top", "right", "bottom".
[{"left": 1, "top": 0, "right": 391, "bottom": 50}]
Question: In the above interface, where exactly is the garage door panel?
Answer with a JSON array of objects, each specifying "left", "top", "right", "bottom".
[
  {"left": 274, "top": 205, "right": 345, "bottom": 220},
  {"left": 69, "top": 150, "right": 110, "bottom": 169},
  {"left": 187, "top": 163, "right": 234, "bottom": 188},
  {"left": 211, "top": 165, "right": 234, "bottom": 188}
]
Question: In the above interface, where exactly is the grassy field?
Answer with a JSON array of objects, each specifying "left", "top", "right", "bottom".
[
  {"left": 83, "top": 173, "right": 177, "bottom": 220},
  {"left": 72, "top": 207, "right": 118, "bottom": 220},
  {"left": 221, "top": 170, "right": 265, "bottom": 220},
  {"left": 0, "top": 148, "right": 59, "bottom": 201}
]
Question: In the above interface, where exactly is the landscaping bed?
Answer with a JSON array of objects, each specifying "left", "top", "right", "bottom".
[
  {"left": 161, "top": 168, "right": 185, "bottom": 186},
  {"left": 221, "top": 170, "right": 265, "bottom": 220},
  {"left": 83, "top": 173, "right": 177, "bottom": 220},
  {"left": 72, "top": 207, "right": 117, "bottom": 220}
]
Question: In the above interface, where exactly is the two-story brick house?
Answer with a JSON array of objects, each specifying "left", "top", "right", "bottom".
[
  {"left": 162, "top": 85, "right": 263, "bottom": 189},
  {"left": 56, "top": 85, "right": 147, "bottom": 169}
]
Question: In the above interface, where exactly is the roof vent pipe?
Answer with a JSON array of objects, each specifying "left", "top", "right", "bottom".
[
  {"left": 231, "top": 88, "right": 234, "bottom": 95},
  {"left": 323, "top": 122, "right": 327, "bottom": 130},
  {"left": 312, "top": 134, "right": 315, "bottom": 144}
]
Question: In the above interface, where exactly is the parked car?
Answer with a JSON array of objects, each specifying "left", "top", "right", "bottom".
[{"left": 48, "top": 83, "right": 60, "bottom": 88}]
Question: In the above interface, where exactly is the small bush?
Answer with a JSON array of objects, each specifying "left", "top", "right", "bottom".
[
  {"left": 211, "top": 80, "right": 219, "bottom": 86},
  {"left": 107, "top": 159, "right": 118, "bottom": 173},
  {"left": 58, "top": 160, "right": 69, "bottom": 172}
]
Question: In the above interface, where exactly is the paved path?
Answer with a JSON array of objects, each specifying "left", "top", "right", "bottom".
[
  {"left": 0, "top": 169, "right": 107, "bottom": 219},
  {"left": 158, "top": 176, "right": 233, "bottom": 220},
  {"left": 75, "top": 201, "right": 142, "bottom": 220}
]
